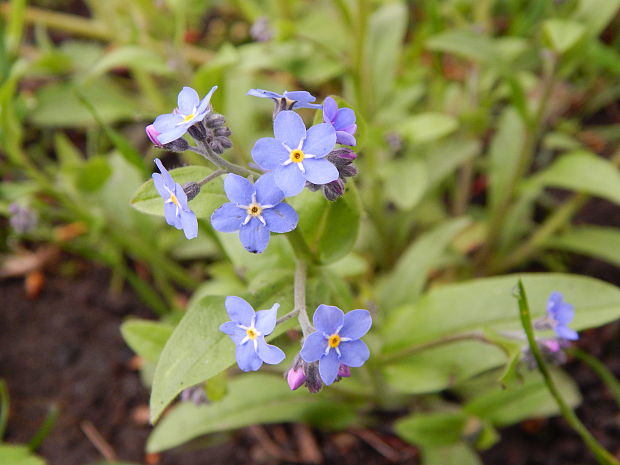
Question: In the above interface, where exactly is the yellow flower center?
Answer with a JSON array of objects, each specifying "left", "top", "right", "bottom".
[
  {"left": 169, "top": 193, "right": 180, "bottom": 206},
  {"left": 182, "top": 112, "right": 196, "bottom": 123},
  {"left": 246, "top": 327, "right": 258, "bottom": 340},
  {"left": 328, "top": 333, "right": 341, "bottom": 348},
  {"left": 246, "top": 203, "right": 263, "bottom": 216},
  {"left": 289, "top": 149, "right": 305, "bottom": 163}
]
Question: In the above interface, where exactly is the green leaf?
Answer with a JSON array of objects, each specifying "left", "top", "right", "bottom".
[
  {"left": 488, "top": 107, "right": 526, "bottom": 214},
  {"left": 395, "top": 411, "right": 467, "bottom": 447},
  {"left": 120, "top": 319, "right": 174, "bottom": 363},
  {"left": 147, "top": 374, "right": 355, "bottom": 452},
  {"left": 74, "top": 156, "right": 112, "bottom": 192},
  {"left": 130, "top": 165, "right": 227, "bottom": 218},
  {"left": 463, "top": 368, "right": 580, "bottom": 426},
  {"left": 150, "top": 282, "right": 294, "bottom": 424},
  {"left": 0, "top": 445, "right": 46, "bottom": 465},
  {"left": 365, "top": 2, "right": 408, "bottom": 105},
  {"left": 399, "top": 112, "right": 459, "bottom": 145},
  {"left": 543, "top": 19, "right": 586, "bottom": 54},
  {"left": 383, "top": 339, "right": 507, "bottom": 394},
  {"left": 287, "top": 186, "right": 361, "bottom": 265},
  {"left": 378, "top": 217, "right": 471, "bottom": 310},
  {"left": 426, "top": 30, "right": 500, "bottom": 65},
  {"left": 527, "top": 151, "right": 620, "bottom": 206},
  {"left": 88, "top": 46, "right": 172, "bottom": 77},
  {"left": 574, "top": 0, "right": 620, "bottom": 36},
  {"left": 383, "top": 273, "right": 620, "bottom": 354},
  {"left": 546, "top": 226, "right": 620, "bottom": 268},
  {"left": 30, "top": 78, "right": 137, "bottom": 127},
  {"left": 422, "top": 443, "right": 482, "bottom": 465},
  {"left": 382, "top": 159, "right": 428, "bottom": 210}
]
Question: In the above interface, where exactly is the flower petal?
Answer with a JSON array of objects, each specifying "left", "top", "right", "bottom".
[
  {"left": 556, "top": 325, "right": 579, "bottom": 341},
  {"left": 164, "top": 202, "right": 179, "bottom": 227},
  {"left": 274, "top": 110, "right": 306, "bottom": 149},
  {"left": 180, "top": 209, "right": 198, "bottom": 239},
  {"left": 336, "top": 131, "right": 356, "bottom": 146},
  {"left": 300, "top": 332, "right": 327, "bottom": 362},
  {"left": 302, "top": 123, "right": 336, "bottom": 158},
  {"left": 555, "top": 303, "right": 575, "bottom": 325},
  {"left": 256, "top": 338, "right": 285, "bottom": 365},
  {"left": 318, "top": 350, "right": 340, "bottom": 385},
  {"left": 274, "top": 164, "right": 306, "bottom": 197},
  {"left": 236, "top": 342, "right": 263, "bottom": 371},
  {"left": 211, "top": 203, "right": 244, "bottom": 232},
  {"left": 252, "top": 138, "right": 289, "bottom": 170},
  {"left": 255, "top": 303, "right": 279, "bottom": 335},
  {"left": 239, "top": 218, "right": 270, "bottom": 253},
  {"left": 340, "top": 309, "right": 372, "bottom": 340},
  {"left": 219, "top": 321, "right": 247, "bottom": 344},
  {"left": 154, "top": 158, "right": 174, "bottom": 187},
  {"left": 262, "top": 203, "right": 298, "bottom": 233},
  {"left": 284, "top": 90, "right": 316, "bottom": 103},
  {"left": 303, "top": 158, "right": 339, "bottom": 185},
  {"left": 339, "top": 340, "right": 370, "bottom": 367},
  {"left": 152, "top": 173, "right": 168, "bottom": 198},
  {"left": 158, "top": 125, "right": 189, "bottom": 145},
  {"left": 153, "top": 113, "right": 183, "bottom": 133},
  {"left": 255, "top": 171, "right": 284, "bottom": 206},
  {"left": 547, "top": 291, "right": 563, "bottom": 314},
  {"left": 177, "top": 86, "right": 200, "bottom": 114},
  {"left": 225, "top": 296, "right": 255, "bottom": 325},
  {"left": 224, "top": 174, "right": 254, "bottom": 205},
  {"left": 313, "top": 305, "right": 344, "bottom": 334},
  {"left": 322, "top": 97, "right": 338, "bottom": 122},
  {"left": 248, "top": 89, "right": 283, "bottom": 100},
  {"left": 333, "top": 107, "right": 356, "bottom": 129},
  {"left": 196, "top": 85, "right": 218, "bottom": 114}
]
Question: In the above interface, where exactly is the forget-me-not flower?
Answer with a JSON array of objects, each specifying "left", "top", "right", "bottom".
[
  {"left": 300, "top": 305, "right": 371, "bottom": 385},
  {"left": 211, "top": 173, "right": 298, "bottom": 253},
  {"left": 247, "top": 89, "right": 322, "bottom": 110},
  {"left": 219, "top": 296, "right": 285, "bottom": 371},
  {"left": 323, "top": 97, "right": 357, "bottom": 146},
  {"left": 152, "top": 158, "right": 198, "bottom": 239},
  {"left": 251, "top": 111, "right": 338, "bottom": 196},
  {"left": 150, "top": 86, "right": 217, "bottom": 145},
  {"left": 546, "top": 291, "right": 578, "bottom": 340}
]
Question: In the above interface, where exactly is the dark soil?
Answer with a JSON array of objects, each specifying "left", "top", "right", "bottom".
[{"left": 1, "top": 264, "right": 417, "bottom": 465}]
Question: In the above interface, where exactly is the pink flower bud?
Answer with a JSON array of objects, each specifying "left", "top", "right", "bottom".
[
  {"left": 145, "top": 124, "right": 162, "bottom": 146},
  {"left": 337, "top": 364, "right": 351, "bottom": 377},
  {"left": 542, "top": 340, "right": 561, "bottom": 353},
  {"left": 287, "top": 367, "right": 306, "bottom": 390}
]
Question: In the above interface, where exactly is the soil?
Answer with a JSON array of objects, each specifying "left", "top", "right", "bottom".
[{"left": 2, "top": 261, "right": 620, "bottom": 465}]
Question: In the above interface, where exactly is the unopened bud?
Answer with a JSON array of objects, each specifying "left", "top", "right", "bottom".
[
  {"left": 286, "top": 367, "right": 306, "bottom": 390},
  {"left": 337, "top": 364, "right": 351, "bottom": 378},
  {"left": 183, "top": 182, "right": 201, "bottom": 201},
  {"left": 188, "top": 122, "right": 207, "bottom": 141}
]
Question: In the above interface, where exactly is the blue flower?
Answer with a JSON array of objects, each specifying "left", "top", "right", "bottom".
[
  {"left": 152, "top": 158, "right": 198, "bottom": 239},
  {"left": 151, "top": 86, "right": 217, "bottom": 145},
  {"left": 211, "top": 173, "right": 298, "bottom": 253},
  {"left": 300, "top": 305, "right": 371, "bottom": 385},
  {"left": 323, "top": 97, "right": 357, "bottom": 146},
  {"left": 248, "top": 89, "right": 322, "bottom": 110},
  {"left": 219, "top": 296, "right": 285, "bottom": 371},
  {"left": 547, "top": 291, "right": 578, "bottom": 340},
  {"left": 251, "top": 111, "right": 338, "bottom": 196}
]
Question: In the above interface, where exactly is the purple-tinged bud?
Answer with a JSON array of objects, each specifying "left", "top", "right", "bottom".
[
  {"left": 146, "top": 124, "right": 162, "bottom": 146},
  {"left": 183, "top": 182, "right": 201, "bottom": 201},
  {"left": 542, "top": 339, "right": 561, "bottom": 353},
  {"left": 331, "top": 148, "right": 357, "bottom": 161},
  {"left": 180, "top": 384, "right": 208, "bottom": 405},
  {"left": 306, "top": 148, "right": 358, "bottom": 201},
  {"left": 8, "top": 203, "right": 37, "bottom": 234},
  {"left": 337, "top": 364, "right": 351, "bottom": 377},
  {"left": 250, "top": 16, "right": 273, "bottom": 42},
  {"left": 287, "top": 367, "right": 306, "bottom": 390}
]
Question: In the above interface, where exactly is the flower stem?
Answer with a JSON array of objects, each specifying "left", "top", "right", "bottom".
[
  {"left": 295, "top": 260, "right": 313, "bottom": 338},
  {"left": 197, "top": 169, "right": 225, "bottom": 187},
  {"left": 516, "top": 280, "right": 619, "bottom": 465},
  {"left": 569, "top": 347, "right": 620, "bottom": 408},
  {"left": 189, "top": 144, "right": 257, "bottom": 177}
]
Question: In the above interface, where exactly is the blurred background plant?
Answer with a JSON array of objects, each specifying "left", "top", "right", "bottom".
[{"left": 2, "top": 0, "right": 620, "bottom": 464}]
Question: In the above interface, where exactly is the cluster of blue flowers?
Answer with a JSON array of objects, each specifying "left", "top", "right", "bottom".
[{"left": 144, "top": 85, "right": 370, "bottom": 391}]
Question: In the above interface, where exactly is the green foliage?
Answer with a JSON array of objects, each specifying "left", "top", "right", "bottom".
[{"left": 0, "top": 445, "right": 46, "bottom": 465}]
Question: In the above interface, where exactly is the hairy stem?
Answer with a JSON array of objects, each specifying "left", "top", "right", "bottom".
[
  {"left": 189, "top": 144, "right": 257, "bottom": 177},
  {"left": 295, "top": 260, "right": 313, "bottom": 338},
  {"left": 197, "top": 169, "right": 225, "bottom": 187},
  {"left": 516, "top": 280, "right": 619, "bottom": 465}
]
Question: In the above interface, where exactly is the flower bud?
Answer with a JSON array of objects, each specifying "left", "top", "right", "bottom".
[
  {"left": 8, "top": 203, "right": 37, "bottom": 233},
  {"left": 337, "top": 364, "right": 351, "bottom": 378},
  {"left": 286, "top": 367, "right": 306, "bottom": 390},
  {"left": 183, "top": 182, "right": 201, "bottom": 201},
  {"left": 180, "top": 384, "right": 208, "bottom": 405},
  {"left": 188, "top": 122, "right": 207, "bottom": 141},
  {"left": 284, "top": 356, "right": 323, "bottom": 393},
  {"left": 306, "top": 148, "right": 358, "bottom": 201},
  {"left": 145, "top": 124, "right": 161, "bottom": 145}
]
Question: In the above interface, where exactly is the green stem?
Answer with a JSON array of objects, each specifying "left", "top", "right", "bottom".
[
  {"left": 198, "top": 169, "right": 225, "bottom": 187},
  {"left": 295, "top": 260, "right": 313, "bottom": 338},
  {"left": 569, "top": 348, "right": 620, "bottom": 408},
  {"left": 189, "top": 144, "right": 257, "bottom": 177},
  {"left": 28, "top": 405, "right": 59, "bottom": 451},
  {"left": 516, "top": 280, "right": 619, "bottom": 465},
  {"left": 0, "top": 380, "right": 8, "bottom": 441}
]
